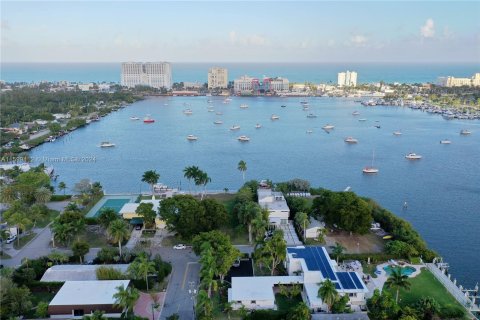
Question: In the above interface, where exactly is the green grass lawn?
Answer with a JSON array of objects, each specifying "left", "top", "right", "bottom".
[
  {"left": 77, "top": 229, "right": 110, "bottom": 248},
  {"left": 36, "top": 210, "right": 60, "bottom": 228},
  {"left": 13, "top": 232, "right": 37, "bottom": 250},
  {"left": 384, "top": 269, "right": 464, "bottom": 310}
]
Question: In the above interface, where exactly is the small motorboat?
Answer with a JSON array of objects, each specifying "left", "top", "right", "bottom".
[
  {"left": 255, "top": 123, "right": 262, "bottom": 129},
  {"left": 352, "top": 111, "right": 360, "bottom": 116},
  {"left": 393, "top": 131, "right": 402, "bottom": 136},
  {"left": 214, "top": 120, "right": 223, "bottom": 125},
  {"left": 307, "top": 113, "right": 317, "bottom": 118},
  {"left": 183, "top": 109, "right": 193, "bottom": 115},
  {"left": 100, "top": 141, "right": 115, "bottom": 148},
  {"left": 230, "top": 125, "right": 241, "bottom": 131},
  {"left": 271, "top": 114, "right": 280, "bottom": 120},
  {"left": 363, "top": 167, "right": 379, "bottom": 174},
  {"left": 207, "top": 108, "right": 214, "bottom": 112},
  {"left": 374, "top": 125, "right": 381, "bottom": 129},
  {"left": 237, "top": 135, "right": 250, "bottom": 142},
  {"left": 143, "top": 116, "right": 155, "bottom": 123},
  {"left": 344, "top": 137, "right": 358, "bottom": 143},
  {"left": 281, "top": 105, "right": 287, "bottom": 108},
  {"left": 460, "top": 129, "right": 471, "bottom": 135},
  {"left": 322, "top": 124, "right": 335, "bottom": 130},
  {"left": 186, "top": 135, "right": 198, "bottom": 141},
  {"left": 405, "top": 153, "right": 422, "bottom": 160},
  {"left": 440, "top": 139, "right": 451, "bottom": 144},
  {"left": 358, "top": 118, "right": 367, "bottom": 122},
  {"left": 240, "top": 104, "right": 249, "bottom": 109},
  {"left": 130, "top": 116, "right": 140, "bottom": 120},
  {"left": 306, "top": 130, "right": 313, "bottom": 134}
]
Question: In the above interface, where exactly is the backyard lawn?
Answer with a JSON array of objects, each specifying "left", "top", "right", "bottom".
[
  {"left": 36, "top": 210, "right": 60, "bottom": 228},
  {"left": 385, "top": 269, "right": 464, "bottom": 310},
  {"left": 13, "top": 232, "right": 37, "bottom": 250}
]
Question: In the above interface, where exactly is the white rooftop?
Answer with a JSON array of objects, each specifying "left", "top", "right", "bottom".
[
  {"left": 230, "top": 276, "right": 303, "bottom": 301},
  {"left": 49, "top": 280, "right": 130, "bottom": 306},
  {"left": 41, "top": 264, "right": 130, "bottom": 282},
  {"left": 257, "top": 189, "right": 290, "bottom": 212}
]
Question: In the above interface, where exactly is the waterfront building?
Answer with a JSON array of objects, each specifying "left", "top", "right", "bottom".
[
  {"left": 439, "top": 73, "right": 480, "bottom": 87},
  {"left": 121, "top": 62, "right": 172, "bottom": 89},
  {"left": 234, "top": 75, "right": 256, "bottom": 94},
  {"left": 234, "top": 75, "right": 289, "bottom": 94},
  {"left": 264, "top": 77, "right": 289, "bottom": 92},
  {"left": 338, "top": 71, "right": 358, "bottom": 87},
  {"left": 208, "top": 67, "right": 228, "bottom": 89},
  {"left": 257, "top": 187, "right": 289, "bottom": 226}
]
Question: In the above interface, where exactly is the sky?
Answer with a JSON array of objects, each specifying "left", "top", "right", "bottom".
[{"left": 1, "top": 1, "right": 479, "bottom": 63}]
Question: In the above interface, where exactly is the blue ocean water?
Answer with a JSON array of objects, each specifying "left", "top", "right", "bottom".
[
  {"left": 27, "top": 96, "right": 480, "bottom": 287},
  {"left": 1, "top": 62, "right": 479, "bottom": 84}
]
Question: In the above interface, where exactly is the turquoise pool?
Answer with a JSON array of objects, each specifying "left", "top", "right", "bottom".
[
  {"left": 383, "top": 265, "right": 416, "bottom": 276},
  {"left": 86, "top": 195, "right": 137, "bottom": 217}
]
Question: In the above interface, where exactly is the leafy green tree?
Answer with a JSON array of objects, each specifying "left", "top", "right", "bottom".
[
  {"left": 166, "top": 314, "right": 180, "bottom": 320},
  {"left": 113, "top": 284, "right": 139, "bottom": 318},
  {"left": 36, "top": 301, "right": 49, "bottom": 318},
  {"left": 98, "top": 208, "right": 118, "bottom": 229},
  {"left": 142, "top": 170, "right": 160, "bottom": 198},
  {"left": 5, "top": 285, "right": 33, "bottom": 317},
  {"left": 385, "top": 240, "right": 419, "bottom": 258},
  {"left": 237, "top": 201, "right": 262, "bottom": 244},
  {"left": 288, "top": 301, "right": 311, "bottom": 320},
  {"left": 415, "top": 296, "right": 440, "bottom": 320},
  {"left": 96, "top": 266, "right": 127, "bottom": 280},
  {"left": 199, "top": 244, "right": 218, "bottom": 298},
  {"left": 48, "top": 251, "right": 69, "bottom": 265},
  {"left": 51, "top": 210, "right": 86, "bottom": 246},
  {"left": 196, "top": 289, "right": 213, "bottom": 319},
  {"left": 58, "top": 181, "right": 67, "bottom": 195},
  {"left": 331, "top": 294, "right": 350, "bottom": 314},
  {"left": 385, "top": 267, "right": 411, "bottom": 303},
  {"left": 48, "top": 122, "right": 62, "bottom": 134},
  {"left": 195, "top": 170, "right": 211, "bottom": 200},
  {"left": 332, "top": 242, "right": 346, "bottom": 264},
  {"left": 237, "top": 160, "right": 247, "bottom": 182},
  {"left": 136, "top": 202, "right": 157, "bottom": 229},
  {"left": 255, "top": 230, "right": 286, "bottom": 275},
  {"left": 108, "top": 219, "right": 129, "bottom": 257},
  {"left": 72, "top": 240, "right": 90, "bottom": 263},
  {"left": 83, "top": 310, "right": 107, "bottom": 320},
  {"left": 128, "top": 254, "right": 156, "bottom": 291},
  {"left": 317, "top": 279, "right": 338, "bottom": 312},
  {"left": 251, "top": 211, "right": 268, "bottom": 245},
  {"left": 223, "top": 302, "right": 233, "bottom": 320},
  {"left": 294, "top": 211, "right": 309, "bottom": 239},
  {"left": 286, "top": 196, "right": 310, "bottom": 219},
  {"left": 366, "top": 289, "right": 399, "bottom": 320},
  {"left": 34, "top": 186, "right": 52, "bottom": 204},
  {"left": 200, "top": 198, "right": 228, "bottom": 230}
]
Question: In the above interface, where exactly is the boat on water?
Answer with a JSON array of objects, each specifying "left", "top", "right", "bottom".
[
  {"left": 300, "top": 100, "right": 309, "bottom": 105},
  {"left": 440, "top": 139, "right": 451, "bottom": 144},
  {"left": 214, "top": 120, "right": 223, "bottom": 125},
  {"left": 460, "top": 129, "right": 471, "bottom": 135},
  {"left": 207, "top": 100, "right": 213, "bottom": 103},
  {"left": 322, "top": 124, "right": 335, "bottom": 130},
  {"left": 307, "top": 113, "right": 317, "bottom": 118},
  {"left": 240, "top": 104, "right": 249, "bottom": 109},
  {"left": 183, "top": 109, "right": 193, "bottom": 115},
  {"left": 306, "top": 130, "right": 313, "bottom": 134},
  {"left": 186, "top": 135, "right": 198, "bottom": 141},
  {"left": 216, "top": 112, "right": 223, "bottom": 115},
  {"left": 405, "top": 153, "right": 422, "bottom": 160},
  {"left": 393, "top": 131, "right": 402, "bottom": 136},
  {"left": 358, "top": 118, "right": 367, "bottom": 122},
  {"left": 255, "top": 123, "right": 262, "bottom": 129},
  {"left": 143, "top": 116, "right": 155, "bottom": 123},
  {"left": 352, "top": 111, "right": 360, "bottom": 116},
  {"left": 237, "top": 135, "right": 250, "bottom": 142},
  {"left": 271, "top": 114, "right": 280, "bottom": 120},
  {"left": 363, "top": 150, "right": 379, "bottom": 174},
  {"left": 223, "top": 98, "right": 232, "bottom": 104},
  {"left": 230, "top": 125, "right": 241, "bottom": 131},
  {"left": 344, "top": 137, "right": 358, "bottom": 143},
  {"left": 281, "top": 105, "right": 287, "bottom": 108},
  {"left": 100, "top": 141, "right": 115, "bottom": 148},
  {"left": 374, "top": 125, "right": 381, "bottom": 129},
  {"left": 207, "top": 108, "right": 214, "bottom": 112},
  {"left": 130, "top": 116, "right": 140, "bottom": 120}
]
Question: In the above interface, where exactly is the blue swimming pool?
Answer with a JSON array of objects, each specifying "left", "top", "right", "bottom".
[{"left": 383, "top": 265, "right": 416, "bottom": 276}]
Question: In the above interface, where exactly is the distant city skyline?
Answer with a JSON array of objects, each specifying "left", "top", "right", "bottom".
[{"left": 1, "top": 1, "right": 479, "bottom": 63}]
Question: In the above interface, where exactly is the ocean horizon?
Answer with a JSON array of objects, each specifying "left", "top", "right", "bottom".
[{"left": 1, "top": 62, "right": 479, "bottom": 85}]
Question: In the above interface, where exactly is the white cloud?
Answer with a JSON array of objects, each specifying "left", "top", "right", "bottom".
[
  {"left": 229, "top": 31, "right": 237, "bottom": 44},
  {"left": 421, "top": 18, "right": 435, "bottom": 38},
  {"left": 349, "top": 34, "right": 368, "bottom": 47},
  {"left": 228, "top": 31, "right": 268, "bottom": 46}
]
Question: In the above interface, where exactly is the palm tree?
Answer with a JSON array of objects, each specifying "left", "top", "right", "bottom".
[
  {"left": 131, "top": 255, "right": 156, "bottom": 291},
  {"left": 239, "top": 202, "right": 261, "bottom": 244},
  {"left": 83, "top": 310, "right": 106, "bottom": 320},
  {"left": 196, "top": 289, "right": 213, "bottom": 318},
  {"left": 108, "top": 220, "right": 129, "bottom": 257},
  {"left": 294, "top": 212, "right": 309, "bottom": 240},
  {"left": 142, "top": 170, "right": 160, "bottom": 198},
  {"left": 237, "top": 160, "right": 247, "bottom": 182},
  {"left": 332, "top": 242, "right": 346, "bottom": 264},
  {"left": 35, "top": 186, "right": 52, "bottom": 204},
  {"left": 183, "top": 165, "right": 200, "bottom": 192},
  {"left": 251, "top": 213, "right": 268, "bottom": 245},
  {"left": 385, "top": 267, "right": 411, "bottom": 303},
  {"left": 289, "top": 302, "right": 311, "bottom": 320},
  {"left": 58, "top": 182, "right": 67, "bottom": 195},
  {"left": 415, "top": 296, "right": 440, "bottom": 320},
  {"left": 318, "top": 279, "right": 338, "bottom": 312},
  {"left": 223, "top": 302, "right": 234, "bottom": 320},
  {"left": 113, "top": 284, "right": 139, "bottom": 318},
  {"left": 7, "top": 212, "right": 32, "bottom": 246},
  {"left": 195, "top": 170, "right": 211, "bottom": 200}
]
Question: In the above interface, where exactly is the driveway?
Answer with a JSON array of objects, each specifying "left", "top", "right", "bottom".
[
  {"left": 156, "top": 247, "right": 199, "bottom": 320},
  {"left": 134, "top": 292, "right": 165, "bottom": 320}
]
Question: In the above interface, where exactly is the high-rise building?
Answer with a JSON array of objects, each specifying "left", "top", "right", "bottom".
[
  {"left": 439, "top": 73, "right": 480, "bottom": 87},
  {"left": 121, "top": 62, "right": 172, "bottom": 89},
  {"left": 337, "top": 71, "right": 357, "bottom": 87},
  {"left": 208, "top": 67, "right": 228, "bottom": 89}
]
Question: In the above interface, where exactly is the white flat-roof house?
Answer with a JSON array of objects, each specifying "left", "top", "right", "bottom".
[
  {"left": 257, "top": 188, "right": 290, "bottom": 226},
  {"left": 305, "top": 217, "right": 325, "bottom": 239},
  {"left": 48, "top": 280, "right": 130, "bottom": 318},
  {"left": 228, "top": 246, "right": 368, "bottom": 312}
]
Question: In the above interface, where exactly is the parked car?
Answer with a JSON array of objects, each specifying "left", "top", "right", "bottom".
[
  {"left": 134, "top": 225, "right": 142, "bottom": 230},
  {"left": 173, "top": 244, "right": 187, "bottom": 250},
  {"left": 232, "top": 258, "right": 241, "bottom": 267},
  {"left": 6, "top": 234, "right": 17, "bottom": 244}
]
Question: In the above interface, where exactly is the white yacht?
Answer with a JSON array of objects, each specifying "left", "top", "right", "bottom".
[
  {"left": 363, "top": 150, "right": 379, "bottom": 174},
  {"left": 358, "top": 118, "right": 367, "bottom": 122},
  {"left": 130, "top": 116, "right": 140, "bottom": 120},
  {"left": 405, "top": 153, "right": 422, "bottom": 160},
  {"left": 322, "top": 124, "right": 335, "bottom": 130},
  {"left": 240, "top": 104, "right": 249, "bottom": 109},
  {"left": 100, "top": 141, "right": 115, "bottom": 148},
  {"left": 440, "top": 139, "right": 451, "bottom": 144},
  {"left": 307, "top": 113, "right": 317, "bottom": 118},
  {"left": 460, "top": 129, "right": 471, "bottom": 135},
  {"left": 230, "top": 125, "right": 241, "bottom": 131},
  {"left": 186, "top": 135, "right": 198, "bottom": 141},
  {"left": 255, "top": 123, "right": 262, "bottom": 129},
  {"left": 306, "top": 130, "right": 313, "bottom": 134},
  {"left": 214, "top": 120, "right": 223, "bottom": 125},
  {"left": 352, "top": 111, "right": 360, "bottom": 116},
  {"left": 344, "top": 137, "right": 358, "bottom": 143},
  {"left": 183, "top": 109, "right": 193, "bottom": 115},
  {"left": 237, "top": 135, "right": 250, "bottom": 142},
  {"left": 207, "top": 108, "right": 215, "bottom": 112},
  {"left": 271, "top": 114, "right": 280, "bottom": 120},
  {"left": 393, "top": 131, "right": 402, "bottom": 136}
]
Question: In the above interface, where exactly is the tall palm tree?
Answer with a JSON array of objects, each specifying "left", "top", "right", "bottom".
[
  {"left": 318, "top": 279, "right": 338, "bottom": 312},
  {"left": 385, "top": 267, "right": 411, "bottom": 303},
  {"left": 239, "top": 202, "right": 261, "bottom": 244},
  {"left": 113, "top": 284, "right": 139, "bottom": 318},
  {"left": 108, "top": 220, "right": 129, "bottom": 257},
  {"left": 142, "top": 170, "right": 160, "bottom": 198},
  {"left": 183, "top": 165, "right": 200, "bottom": 192},
  {"left": 133, "top": 255, "right": 156, "bottom": 291},
  {"left": 237, "top": 160, "right": 247, "bottom": 182},
  {"left": 195, "top": 170, "right": 211, "bottom": 200},
  {"left": 196, "top": 289, "right": 213, "bottom": 318},
  {"left": 223, "top": 302, "right": 234, "bottom": 320},
  {"left": 294, "top": 212, "right": 309, "bottom": 240},
  {"left": 332, "top": 242, "right": 346, "bottom": 264},
  {"left": 251, "top": 213, "right": 268, "bottom": 245},
  {"left": 289, "top": 302, "right": 311, "bottom": 320},
  {"left": 35, "top": 186, "right": 52, "bottom": 204},
  {"left": 58, "top": 182, "right": 67, "bottom": 195}
]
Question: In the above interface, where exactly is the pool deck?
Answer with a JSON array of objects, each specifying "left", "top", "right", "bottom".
[
  {"left": 366, "top": 262, "right": 424, "bottom": 295},
  {"left": 86, "top": 194, "right": 138, "bottom": 217}
]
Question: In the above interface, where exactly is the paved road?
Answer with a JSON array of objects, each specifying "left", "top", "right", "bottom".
[
  {"left": 156, "top": 247, "right": 199, "bottom": 320},
  {"left": 29, "top": 129, "right": 50, "bottom": 141}
]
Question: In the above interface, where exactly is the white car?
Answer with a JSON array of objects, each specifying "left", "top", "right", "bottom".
[
  {"left": 6, "top": 235, "right": 17, "bottom": 244},
  {"left": 232, "top": 259, "right": 241, "bottom": 267},
  {"left": 173, "top": 244, "right": 187, "bottom": 250}
]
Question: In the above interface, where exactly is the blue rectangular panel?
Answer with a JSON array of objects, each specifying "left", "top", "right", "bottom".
[
  {"left": 335, "top": 282, "right": 341, "bottom": 290},
  {"left": 349, "top": 272, "right": 365, "bottom": 290},
  {"left": 336, "top": 272, "right": 356, "bottom": 289}
]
